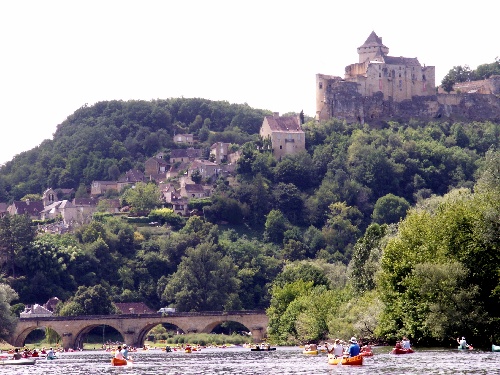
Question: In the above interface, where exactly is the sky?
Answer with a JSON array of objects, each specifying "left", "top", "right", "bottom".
[{"left": 1, "top": 0, "right": 498, "bottom": 165}]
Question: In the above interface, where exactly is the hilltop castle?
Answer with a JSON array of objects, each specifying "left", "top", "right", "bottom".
[{"left": 316, "top": 31, "right": 500, "bottom": 124}]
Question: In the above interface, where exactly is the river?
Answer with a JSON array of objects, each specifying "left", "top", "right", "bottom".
[{"left": 1, "top": 346, "right": 498, "bottom": 374}]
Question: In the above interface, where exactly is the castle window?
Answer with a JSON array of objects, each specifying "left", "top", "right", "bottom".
[
  {"left": 399, "top": 73, "right": 401, "bottom": 78},
  {"left": 379, "top": 73, "right": 381, "bottom": 78},
  {"left": 423, "top": 75, "right": 426, "bottom": 81},
  {"left": 319, "top": 82, "right": 323, "bottom": 89}
]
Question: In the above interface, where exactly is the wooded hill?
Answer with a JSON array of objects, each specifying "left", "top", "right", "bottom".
[{"left": 0, "top": 98, "right": 499, "bottom": 346}]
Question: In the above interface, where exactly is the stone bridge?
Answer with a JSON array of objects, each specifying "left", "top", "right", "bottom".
[{"left": 10, "top": 310, "right": 268, "bottom": 350}]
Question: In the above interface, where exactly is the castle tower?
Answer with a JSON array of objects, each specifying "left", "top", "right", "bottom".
[{"left": 357, "top": 31, "right": 389, "bottom": 63}]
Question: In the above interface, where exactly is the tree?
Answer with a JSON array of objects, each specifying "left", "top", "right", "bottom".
[
  {"left": 0, "top": 283, "right": 18, "bottom": 341},
  {"left": 264, "top": 210, "right": 289, "bottom": 244},
  {"left": 274, "top": 261, "right": 330, "bottom": 288},
  {"left": 57, "top": 285, "right": 117, "bottom": 316},
  {"left": 191, "top": 169, "right": 202, "bottom": 184},
  {"left": 349, "top": 223, "right": 388, "bottom": 293},
  {"left": 122, "top": 182, "right": 162, "bottom": 214},
  {"left": 372, "top": 194, "right": 410, "bottom": 224},
  {"left": 162, "top": 242, "right": 240, "bottom": 311},
  {"left": 0, "top": 214, "right": 36, "bottom": 277}
]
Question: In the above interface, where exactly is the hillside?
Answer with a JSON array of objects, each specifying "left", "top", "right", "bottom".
[
  {"left": 1, "top": 99, "right": 499, "bottom": 346},
  {"left": 0, "top": 98, "right": 270, "bottom": 201}
]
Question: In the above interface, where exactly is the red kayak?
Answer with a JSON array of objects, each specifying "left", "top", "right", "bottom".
[
  {"left": 360, "top": 351, "right": 373, "bottom": 357},
  {"left": 391, "top": 348, "right": 414, "bottom": 354}
]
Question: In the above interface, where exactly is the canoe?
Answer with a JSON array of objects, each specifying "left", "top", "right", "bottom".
[
  {"left": 250, "top": 347, "right": 276, "bottom": 351},
  {"left": 0, "top": 359, "right": 36, "bottom": 366},
  {"left": 185, "top": 348, "right": 192, "bottom": 353},
  {"left": 328, "top": 354, "right": 363, "bottom": 366},
  {"left": 458, "top": 346, "right": 473, "bottom": 350},
  {"left": 391, "top": 348, "right": 414, "bottom": 354},
  {"left": 360, "top": 351, "right": 373, "bottom": 357},
  {"left": 303, "top": 350, "right": 319, "bottom": 355},
  {"left": 111, "top": 357, "right": 129, "bottom": 366},
  {"left": 492, "top": 344, "right": 500, "bottom": 352}
]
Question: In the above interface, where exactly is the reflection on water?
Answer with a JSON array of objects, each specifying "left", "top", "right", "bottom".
[{"left": 0, "top": 346, "right": 498, "bottom": 375}]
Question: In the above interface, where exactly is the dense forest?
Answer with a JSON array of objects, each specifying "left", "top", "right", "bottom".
[{"left": 0, "top": 97, "right": 499, "bottom": 347}]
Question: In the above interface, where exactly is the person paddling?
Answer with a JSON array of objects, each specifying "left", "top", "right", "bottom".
[{"left": 457, "top": 337, "right": 471, "bottom": 349}]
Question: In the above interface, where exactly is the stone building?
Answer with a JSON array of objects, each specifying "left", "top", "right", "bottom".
[
  {"left": 259, "top": 112, "right": 305, "bottom": 160},
  {"left": 315, "top": 31, "right": 500, "bottom": 124},
  {"left": 317, "top": 31, "right": 435, "bottom": 121}
]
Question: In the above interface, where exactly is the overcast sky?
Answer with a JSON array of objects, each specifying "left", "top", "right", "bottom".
[{"left": 1, "top": 0, "right": 498, "bottom": 164}]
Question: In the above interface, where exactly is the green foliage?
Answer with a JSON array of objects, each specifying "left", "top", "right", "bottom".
[
  {"left": 122, "top": 182, "right": 162, "bottom": 214},
  {"left": 148, "top": 208, "right": 184, "bottom": 228},
  {"left": 187, "top": 198, "right": 212, "bottom": 211},
  {"left": 161, "top": 242, "right": 241, "bottom": 311},
  {"left": 0, "top": 283, "right": 19, "bottom": 340},
  {"left": 57, "top": 284, "right": 117, "bottom": 316},
  {"left": 264, "top": 210, "right": 289, "bottom": 244},
  {"left": 0, "top": 214, "right": 36, "bottom": 277},
  {"left": 378, "top": 185, "right": 500, "bottom": 343},
  {"left": 372, "top": 194, "right": 410, "bottom": 224},
  {"left": 274, "top": 261, "right": 330, "bottom": 289},
  {"left": 349, "top": 223, "right": 389, "bottom": 293}
]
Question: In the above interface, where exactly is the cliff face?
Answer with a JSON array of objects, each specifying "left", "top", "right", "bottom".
[{"left": 326, "top": 89, "right": 500, "bottom": 125}]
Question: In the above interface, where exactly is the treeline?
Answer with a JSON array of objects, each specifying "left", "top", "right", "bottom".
[{"left": 441, "top": 58, "right": 500, "bottom": 92}]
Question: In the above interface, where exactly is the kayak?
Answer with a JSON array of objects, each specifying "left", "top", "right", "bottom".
[
  {"left": 111, "top": 358, "right": 131, "bottom": 366},
  {"left": 458, "top": 346, "right": 474, "bottom": 350},
  {"left": 360, "top": 351, "right": 373, "bottom": 357},
  {"left": 251, "top": 347, "right": 276, "bottom": 351},
  {"left": 391, "top": 348, "right": 414, "bottom": 354},
  {"left": 0, "top": 359, "right": 36, "bottom": 366},
  {"left": 328, "top": 354, "right": 363, "bottom": 366},
  {"left": 492, "top": 344, "right": 500, "bottom": 352},
  {"left": 303, "top": 350, "right": 319, "bottom": 355}
]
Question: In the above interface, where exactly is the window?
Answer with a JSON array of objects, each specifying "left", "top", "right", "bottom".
[{"left": 319, "top": 82, "right": 323, "bottom": 89}]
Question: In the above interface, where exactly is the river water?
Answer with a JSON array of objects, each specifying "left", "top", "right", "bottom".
[{"left": 1, "top": 346, "right": 498, "bottom": 374}]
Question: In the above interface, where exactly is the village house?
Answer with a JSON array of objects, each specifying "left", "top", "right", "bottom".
[
  {"left": 188, "top": 159, "right": 218, "bottom": 180},
  {"left": 7, "top": 200, "right": 44, "bottom": 220},
  {"left": 91, "top": 180, "right": 119, "bottom": 196},
  {"left": 166, "top": 161, "right": 189, "bottom": 179},
  {"left": 180, "top": 182, "right": 206, "bottom": 199},
  {"left": 116, "top": 169, "right": 145, "bottom": 191},
  {"left": 173, "top": 134, "right": 194, "bottom": 145},
  {"left": 210, "top": 142, "right": 231, "bottom": 164},
  {"left": 42, "top": 188, "right": 75, "bottom": 206},
  {"left": 144, "top": 153, "right": 170, "bottom": 181},
  {"left": 159, "top": 183, "right": 179, "bottom": 203},
  {"left": 259, "top": 112, "right": 306, "bottom": 160},
  {"left": 170, "top": 148, "right": 202, "bottom": 164},
  {"left": 170, "top": 197, "right": 189, "bottom": 216},
  {"left": 20, "top": 303, "right": 53, "bottom": 318},
  {"left": 41, "top": 197, "right": 100, "bottom": 226}
]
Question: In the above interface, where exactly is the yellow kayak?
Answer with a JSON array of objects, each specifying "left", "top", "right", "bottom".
[{"left": 303, "top": 350, "right": 319, "bottom": 355}]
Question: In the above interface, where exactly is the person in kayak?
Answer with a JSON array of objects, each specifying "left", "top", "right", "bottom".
[
  {"left": 402, "top": 337, "right": 411, "bottom": 350},
  {"left": 348, "top": 337, "right": 360, "bottom": 357},
  {"left": 115, "top": 346, "right": 126, "bottom": 361},
  {"left": 121, "top": 344, "right": 130, "bottom": 360},
  {"left": 457, "top": 337, "right": 469, "bottom": 349}
]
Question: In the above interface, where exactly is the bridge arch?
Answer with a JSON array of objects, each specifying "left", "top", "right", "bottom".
[
  {"left": 73, "top": 323, "right": 124, "bottom": 350},
  {"left": 11, "top": 323, "right": 64, "bottom": 348}
]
